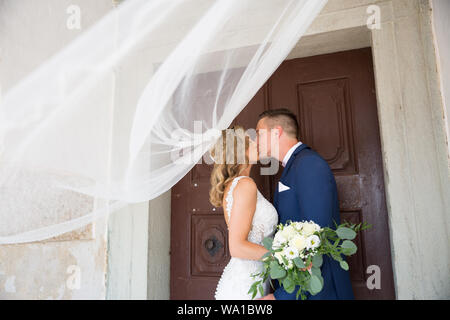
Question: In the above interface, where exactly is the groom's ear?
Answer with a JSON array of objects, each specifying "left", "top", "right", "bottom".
[
  {"left": 273, "top": 125, "right": 282, "bottom": 138},
  {"left": 255, "top": 118, "right": 264, "bottom": 131}
]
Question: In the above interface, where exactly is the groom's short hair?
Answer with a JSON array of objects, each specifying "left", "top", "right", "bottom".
[{"left": 258, "top": 108, "right": 299, "bottom": 139}]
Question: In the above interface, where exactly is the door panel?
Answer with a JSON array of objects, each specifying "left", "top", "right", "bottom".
[
  {"left": 170, "top": 48, "right": 395, "bottom": 299},
  {"left": 170, "top": 85, "right": 270, "bottom": 300}
]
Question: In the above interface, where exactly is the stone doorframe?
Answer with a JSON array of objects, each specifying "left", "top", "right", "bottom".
[{"left": 107, "top": 0, "right": 450, "bottom": 300}]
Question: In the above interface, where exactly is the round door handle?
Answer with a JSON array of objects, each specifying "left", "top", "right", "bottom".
[
  {"left": 205, "top": 239, "right": 214, "bottom": 250},
  {"left": 204, "top": 236, "right": 223, "bottom": 257}
]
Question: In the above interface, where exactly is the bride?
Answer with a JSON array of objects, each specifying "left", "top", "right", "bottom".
[{"left": 209, "top": 125, "right": 278, "bottom": 300}]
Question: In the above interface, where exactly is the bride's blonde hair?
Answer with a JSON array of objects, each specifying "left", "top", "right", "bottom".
[{"left": 209, "top": 125, "right": 250, "bottom": 207}]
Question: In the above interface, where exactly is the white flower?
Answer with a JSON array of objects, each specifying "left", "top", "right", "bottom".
[
  {"left": 311, "top": 221, "right": 322, "bottom": 232},
  {"left": 302, "top": 222, "right": 320, "bottom": 236},
  {"left": 289, "top": 234, "right": 307, "bottom": 252},
  {"left": 306, "top": 234, "right": 321, "bottom": 250},
  {"left": 281, "top": 225, "right": 297, "bottom": 240},
  {"left": 274, "top": 251, "right": 284, "bottom": 265},
  {"left": 286, "top": 260, "right": 294, "bottom": 270},
  {"left": 272, "top": 231, "right": 287, "bottom": 249},
  {"left": 292, "top": 222, "right": 304, "bottom": 231},
  {"left": 283, "top": 246, "right": 299, "bottom": 260}
]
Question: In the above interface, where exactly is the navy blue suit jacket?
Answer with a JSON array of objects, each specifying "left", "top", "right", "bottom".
[{"left": 272, "top": 143, "right": 354, "bottom": 300}]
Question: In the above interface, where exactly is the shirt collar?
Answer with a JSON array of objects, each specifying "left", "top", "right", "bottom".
[{"left": 282, "top": 141, "right": 302, "bottom": 167}]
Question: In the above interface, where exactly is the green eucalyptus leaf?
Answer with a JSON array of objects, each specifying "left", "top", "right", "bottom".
[
  {"left": 341, "top": 240, "right": 357, "bottom": 256},
  {"left": 269, "top": 261, "right": 286, "bottom": 279},
  {"left": 282, "top": 277, "right": 295, "bottom": 294},
  {"left": 317, "top": 274, "right": 324, "bottom": 287},
  {"left": 309, "top": 275, "right": 323, "bottom": 294},
  {"left": 293, "top": 257, "right": 305, "bottom": 268},
  {"left": 331, "top": 252, "right": 343, "bottom": 262},
  {"left": 340, "top": 260, "right": 349, "bottom": 271},
  {"left": 312, "top": 254, "right": 323, "bottom": 268},
  {"left": 310, "top": 266, "right": 321, "bottom": 278},
  {"left": 263, "top": 237, "right": 273, "bottom": 250},
  {"left": 336, "top": 227, "right": 356, "bottom": 240}
]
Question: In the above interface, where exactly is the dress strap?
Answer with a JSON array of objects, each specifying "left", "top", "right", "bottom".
[{"left": 225, "top": 176, "right": 248, "bottom": 223}]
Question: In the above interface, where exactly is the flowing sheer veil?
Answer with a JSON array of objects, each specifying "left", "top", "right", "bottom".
[{"left": 0, "top": 0, "right": 327, "bottom": 244}]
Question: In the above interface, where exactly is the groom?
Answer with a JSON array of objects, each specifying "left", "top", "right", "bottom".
[{"left": 255, "top": 108, "right": 354, "bottom": 300}]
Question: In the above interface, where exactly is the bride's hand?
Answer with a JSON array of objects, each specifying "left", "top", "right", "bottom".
[{"left": 300, "top": 261, "right": 313, "bottom": 272}]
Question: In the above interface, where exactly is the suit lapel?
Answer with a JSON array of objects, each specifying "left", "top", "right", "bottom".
[
  {"left": 280, "top": 143, "right": 309, "bottom": 181},
  {"left": 273, "top": 143, "right": 310, "bottom": 209},
  {"left": 273, "top": 143, "right": 309, "bottom": 210}
]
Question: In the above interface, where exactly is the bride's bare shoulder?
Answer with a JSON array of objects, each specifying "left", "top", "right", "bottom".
[
  {"left": 232, "top": 176, "right": 257, "bottom": 198},
  {"left": 223, "top": 176, "right": 256, "bottom": 202},
  {"left": 221, "top": 177, "right": 257, "bottom": 217}
]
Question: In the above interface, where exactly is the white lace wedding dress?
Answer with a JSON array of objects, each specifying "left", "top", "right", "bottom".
[{"left": 215, "top": 176, "right": 279, "bottom": 300}]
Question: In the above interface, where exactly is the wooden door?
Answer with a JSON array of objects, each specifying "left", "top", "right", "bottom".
[{"left": 170, "top": 48, "right": 395, "bottom": 299}]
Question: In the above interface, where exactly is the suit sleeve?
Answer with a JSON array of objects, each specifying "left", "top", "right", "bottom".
[{"left": 273, "top": 155, "right": 334, "bottom": 300}]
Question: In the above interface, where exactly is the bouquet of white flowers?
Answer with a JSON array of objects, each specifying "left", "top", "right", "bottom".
[{"left": 248, "top": 220, "right": 370, "bottom": 300}]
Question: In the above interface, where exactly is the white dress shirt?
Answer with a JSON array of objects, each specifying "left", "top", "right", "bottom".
[{"left": 281, "top": 141, "right": 303, "bottom": 167}]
